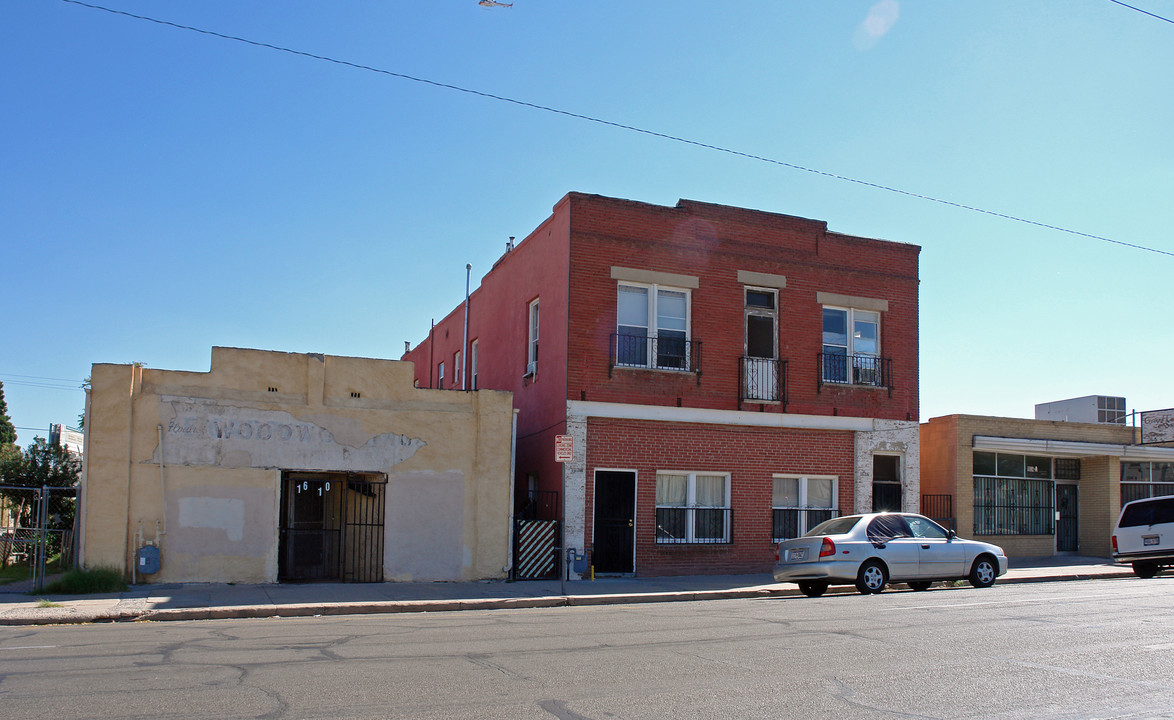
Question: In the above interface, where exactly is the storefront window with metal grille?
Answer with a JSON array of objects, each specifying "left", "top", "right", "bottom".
[
  {"left": 1121, "top": 462, "right": 1174, "bottom": 504},
  {"left": 972, "top": 451, "right": 1055, "bottom": 536}
]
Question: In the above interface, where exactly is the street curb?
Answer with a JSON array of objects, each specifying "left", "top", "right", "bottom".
[{"left": 0, "top": 571, "right": 1136, "bottom": 626}]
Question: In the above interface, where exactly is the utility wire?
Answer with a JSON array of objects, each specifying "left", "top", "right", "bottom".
[
  {"left": 59, "top": 0, "right": 1174, "bottom": 258},
  {"left": 1107, "top": 0, "right": 1174, "bottom": 24},
  {"left": 1, "top": 373, "right": 83, "bottom": 384}
]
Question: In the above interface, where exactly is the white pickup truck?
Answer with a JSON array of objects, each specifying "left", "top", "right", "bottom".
[{"left": 1112, "top": 495, "right": 1174, "bottom": 578}]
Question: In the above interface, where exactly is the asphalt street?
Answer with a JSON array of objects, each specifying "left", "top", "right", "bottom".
[{"left": 1, "top": 576, "right": 1171, "bottom": 719}]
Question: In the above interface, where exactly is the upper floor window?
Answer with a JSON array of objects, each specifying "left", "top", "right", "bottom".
[
  {"left": 437, "top": 361, "right": 445, "bottom": 390},
  {"left": 616, "top": 283, "right": 690, "bottom": 370},
  {"left": 743, "top": 287, "right": 780, "bottom": 402},
  {"left": 821, "top": 306, "right": 880, "bottom": 385},
  {"left": 526, "top": 298, "right": 539, "bottom": 376},
  {"left": 454, "top": 350, "right": 462, "bottom": 390}
]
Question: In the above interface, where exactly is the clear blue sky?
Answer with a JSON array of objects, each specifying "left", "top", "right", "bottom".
[{"left": 3, "top": 1, "right": 1172, "bottom": 448}]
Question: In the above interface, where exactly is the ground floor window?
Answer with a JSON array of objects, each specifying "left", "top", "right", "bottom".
[
  {"left": 772, "top": 474, "right": 837, "bottom": 541},
  {"left": 1121, "top": 461, "right": 1174, "bottom": 504},
  {"left": 972, "top": 451, "right": 1057, "bottom": 536},
  {"left": 655, "top": 472, "right": 730, "bottom": 544},
  {"left": 973, "top": 477, "right": 1054, "bottom": 535}
]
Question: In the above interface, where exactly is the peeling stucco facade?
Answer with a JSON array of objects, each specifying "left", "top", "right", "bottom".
[{"left": 82, "top": 347, "right": 515, "bottom": 584}]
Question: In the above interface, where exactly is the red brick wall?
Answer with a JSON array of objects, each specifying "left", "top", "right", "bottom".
[
  {"left": 585, "top": 417, "right": 856, "bottom": 576},
  {"left": 565, "top": 193, "right": 920, "bottom": 422}
]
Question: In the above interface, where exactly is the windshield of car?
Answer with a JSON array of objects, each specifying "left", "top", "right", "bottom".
[
  {"left": 867, "top": 515, "right": 913, "bottom": 544},
  {"left": 804, "top": 516, "right": 860, "bottom": 537}
]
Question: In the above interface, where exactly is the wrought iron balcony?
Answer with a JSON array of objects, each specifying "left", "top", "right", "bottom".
[
  {"left": 817, "top": 352, "right": 892, "bottom": 395},
  {"left": 609, "top": 333, "right": 702, "bottom": 380},
  {"left": 740, "top": 356, "right": 788, "bottom": 409}
]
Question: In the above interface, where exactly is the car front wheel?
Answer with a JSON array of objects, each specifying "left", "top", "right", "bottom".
[
  {"left": 855, "top": 560, "right": 888, "bottom": 594},
  {"left": 968, "top": 555, "right": 998, "bottom": 588},
  {"left": 1133, "top": 562, "right": 1159, "bottom": 579},
  {"left": 798, "top": 580, "right": 829, "bottom": 598}
]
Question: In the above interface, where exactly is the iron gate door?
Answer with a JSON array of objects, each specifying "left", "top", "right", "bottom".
[
  {"left": 278, "top": 472, "right": 386, "bottom": 582},
  {"left": 1056, "top": 484, "right": 1079, "bottom": 552},
  {"left": 593, "top": 471, "right": 635, "bottom": 574}
]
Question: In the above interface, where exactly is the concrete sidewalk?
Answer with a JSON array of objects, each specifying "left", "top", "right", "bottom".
[{"left": 0, "top": 556, "right": 1136, "bottom": 626}]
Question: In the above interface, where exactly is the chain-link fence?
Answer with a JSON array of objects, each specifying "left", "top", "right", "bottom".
[{"left": 1, "top": 485, "right": 79, "bottom": 591}]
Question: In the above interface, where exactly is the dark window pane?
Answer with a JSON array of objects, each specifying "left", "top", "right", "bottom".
[
  {"left": 973, "top": 451, "right": 997, "bottom": 476},
  {"left": 747, "top": 315, "right": 774, "bottom": 358},
  {"left": 997, "top": 453, "right": 1026, "bottom": 478},
  {"left": 746, "top": 290, "right": 774, "bottom": 309}
]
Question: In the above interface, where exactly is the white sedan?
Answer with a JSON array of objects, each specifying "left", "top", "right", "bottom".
[{"left": 773, "top": 512, "right": 1007, "bottom": 597}]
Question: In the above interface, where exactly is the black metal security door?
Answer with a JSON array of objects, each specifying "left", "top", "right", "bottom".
[
  {"left": 1056, "top": 484, "right": 1079, "bottom": 553},
  {"left": 278, "top": 472, "right": 386, "bottom": 582},
  {"left": 593, "top": 471, "right": 635, "bottom": 574}
]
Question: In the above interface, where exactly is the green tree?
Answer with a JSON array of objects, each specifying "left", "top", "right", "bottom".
[
  {"left": 0, "top": 438, "right": 80, "bottom": 544},
  {"left": 0, "top": 381, "right": 16, "bottom": 447}
]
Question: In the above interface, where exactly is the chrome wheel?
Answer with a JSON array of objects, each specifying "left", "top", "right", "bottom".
[
  {"left": 855, "top": 560, "right": 887, "bottom": 594},
  {"left": 968, "top": 556, "right": 997, "bottom": 588}
]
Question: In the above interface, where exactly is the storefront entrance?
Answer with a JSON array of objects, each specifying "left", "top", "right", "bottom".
[{"left": 278, "top": 471, "right": 386, "bottom": 582}]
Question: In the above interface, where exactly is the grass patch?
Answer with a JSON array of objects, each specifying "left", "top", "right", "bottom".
[
  {"left": 35, "top": 598, "right": 62, "bottom": 608},
  {"left": 39, "top": 567, "right": 127, "bottom": 595}
]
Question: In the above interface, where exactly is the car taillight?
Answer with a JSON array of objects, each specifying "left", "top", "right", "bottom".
[
  {"left": 1112, "top": 535, "right": 1117, "bottom": 553},
  {"left": 820, "top": 537, "right": 835, "bottom": 558}
]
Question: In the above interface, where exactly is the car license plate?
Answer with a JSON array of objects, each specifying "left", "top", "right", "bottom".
[
  {"left": 788, "top": 548, "right": 807, "bottom": 561},
  {"left": 1144, "top": 535, "right": 1160, "bottom": 546}
]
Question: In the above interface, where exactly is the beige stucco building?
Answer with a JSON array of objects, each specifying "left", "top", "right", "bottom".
[
  {"left": 82, "top": 347, "right": 516, "bottom": 584},
  {"left": 921, "top": 414, "right": 1174, "bottom": 558}
]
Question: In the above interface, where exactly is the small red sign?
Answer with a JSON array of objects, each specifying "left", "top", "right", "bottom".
[{"left": 555, "top": 435, "right": 573, "bottom": 463}]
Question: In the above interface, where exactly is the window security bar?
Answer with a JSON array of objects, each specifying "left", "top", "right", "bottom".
[
  {"left": 654, "top": 507, "right": 731, "bottom": 544},
  {"left": 739, "top": 356, "right": 788, "bottom": 410},
  {"left": 609, "top": 334, "right": 702, "bottom": 383},
  {"left": 817, "top": 353, "right": 892, "bottom": 395}
]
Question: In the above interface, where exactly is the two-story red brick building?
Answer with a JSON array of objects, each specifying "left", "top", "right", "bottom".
[{"left": 403, "top": 193, "right": 920, "bottom": 576}]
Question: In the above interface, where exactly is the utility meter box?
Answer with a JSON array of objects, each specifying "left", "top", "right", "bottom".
[{"left": 137, "top": 545, "right": 161, "bottom": 575}]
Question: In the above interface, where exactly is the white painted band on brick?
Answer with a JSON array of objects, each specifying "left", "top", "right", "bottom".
[
  {"left": 973, "top": 435, "right": 1174, "bottom": 460},
  {"left": 566, "top": 400, "right": 904, "bottom": 433}
]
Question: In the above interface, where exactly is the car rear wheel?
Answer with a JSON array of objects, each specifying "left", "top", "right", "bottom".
[
  {"left": 855, "top": 560, "right": 888, "bottom": 594},
  {"left": 908, "top": 581, "right": 932, "bottom": 591},
  {"left": 1133, "top": 562, "right": 1159, "bottom": 579},
  {"left": 968, "top": 555, "right": 997, "bottom": 588},
  {"left": 798, "top": 580, "right": 829, "bottom": 598}
]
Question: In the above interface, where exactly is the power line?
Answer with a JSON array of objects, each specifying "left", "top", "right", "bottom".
[
  {"left": 58, "top": 0, "right": 1174, "bottom": 258},
  {"left": 1107, "top": 0, "right": 1174, "bottom": 24},
  {"left": 1, "top": 373, "right": 83, "bottom": 384}
]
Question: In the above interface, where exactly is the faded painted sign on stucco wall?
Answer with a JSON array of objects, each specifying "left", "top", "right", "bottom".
[{"left": 154, "top": 399, "right": 425, "bottom": 471}]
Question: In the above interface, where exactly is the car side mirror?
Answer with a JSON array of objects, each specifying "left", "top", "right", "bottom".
[{"left": 946, "top": 529, "right": 957, "bottom": 540}]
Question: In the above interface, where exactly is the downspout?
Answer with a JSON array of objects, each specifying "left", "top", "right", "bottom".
[
  {"left": 462, "top": 264, "right": 471, "bottom": 390},
  {"left": 505, "top": 408, "right": 519, "bottom": 577},
  {"left": 125, "top": 364, "right": 140, "bottom": 584},
  {"left": 78, "top": 384, "right": 91, "bottom": 568},
  {"left": 428, "top": 319, "right": 435, "bottom": 388}
]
